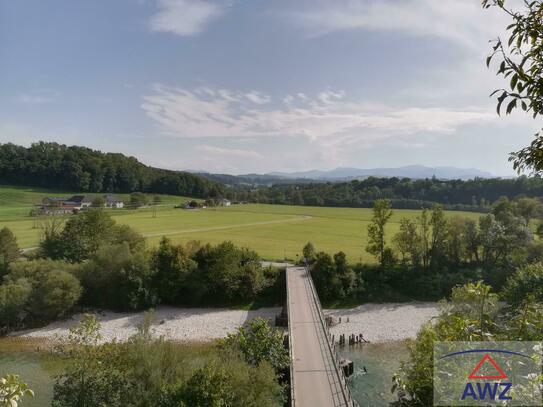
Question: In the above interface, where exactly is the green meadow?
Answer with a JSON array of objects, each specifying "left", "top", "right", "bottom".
[{"left": 0, "top": 185, "right": 481, "bottom": 261}]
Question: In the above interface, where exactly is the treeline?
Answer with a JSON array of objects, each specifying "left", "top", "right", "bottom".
[
  {"left": 308, "top": 196, "right": 543, "bottom": 302},
  {"left": 0, "top": 210, "right": 282, "bottom": 331},
  {"left": 0, "top": 142, "right": 223, "bottom": 198},
  {"left": 230, "top": 176, "right": 543, "bottom": 210}
]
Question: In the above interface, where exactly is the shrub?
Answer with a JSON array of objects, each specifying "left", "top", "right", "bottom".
[
  {"left": 78, "top": 243, "right": 157, "bottom": 311},
  {"left": 0, "top": 281, "right": 31, "bottom": 328},
  {"left": 6, "top": 260, "right": 81, "bottom": 322},
  {"left": 502, "top": 263, "right": 543, "bottom": 307}
]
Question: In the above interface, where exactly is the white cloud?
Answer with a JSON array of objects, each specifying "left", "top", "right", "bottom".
[
  {"left": 197, "top": 145, "right": 263, "bottom": 159},
  {"left": 141, "top": 85, "right": 495, "bottom": 145},
  {"left": 286, "top": 0, "right": 510, "bottom": 49},
  {"left": 17, "top": 89, "right": 59, "bottom": 104},
  {"left": 150, "top": 0, "right": 225, "bottom": 37}
]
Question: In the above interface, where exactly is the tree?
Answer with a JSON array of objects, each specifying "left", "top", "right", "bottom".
[
  {"left": 41, "top": 209, "right": 144, "bottom": 263},
  {"left": 429, "top": 205, "right": 448, "bottom": 269},
  {"left": 334, "top": 251, "right": 354, "bottom": 296},
  {"left": 129, "top": 192, "right": 148, "bottom": 208},
  {"left": 79, "top": 243, "right": 157, "bottom": 311},
  {"left": 515, "top": 197, "right": 542, "bottom": 226},
  {"left": 310, "top": 252, "right": 341, "bottom": 301},
  {"left": 366, "top": 199, "right": 393, "bottom": 266},
  {"left": 483, "top": 0, "right": 543, "bottom": 172},
  {"left": 91, "top": 196, "right": 105, "bottom": 208},
  {"left": 220, "top": 317, "right": 290, "bottom": 371},
  {"left": 502, "top": 262, "right": 543, "bottom": 307},
  {"left": 176, "top": 364, "right": 235, "bottom": 407},
  {"left": 0, "top": 281, "right": 31, "bottom": 329},
  {"left": 52, "top": 315, "right": 129, "bottom": 407},
  {"left": 151, "top": 238, "right": 197, "bottom": 304},
  {"left": 0, "top": 227, "right": 20, "bottom": 276},
  {"left": 302, "top": 242, "right": 316, "bottom": 264},
  {"left": 6, "top": 260, "right": 82, "bottom": 322},
  {"left": 0, "top": 374, "right": 34, "bottom": 407},
  {"left": 393, "top": 218, "right": 422, "bottom": 267}
]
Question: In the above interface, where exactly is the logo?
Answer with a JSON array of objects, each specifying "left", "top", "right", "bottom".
[{"left": 434, "top": 342, "right": 542, "bottom": 406}]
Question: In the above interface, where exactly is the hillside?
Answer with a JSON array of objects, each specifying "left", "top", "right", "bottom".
[{"left": 0, "top": 141, "right": 223, "bottom": 198}]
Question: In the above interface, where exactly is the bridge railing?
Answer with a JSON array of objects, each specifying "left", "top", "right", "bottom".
[
  {"left": 286, "top": 265, "right": 296, "bottom": 406},
  {"left": 304, "top": 266, "right": 359, "bottom": 407}
]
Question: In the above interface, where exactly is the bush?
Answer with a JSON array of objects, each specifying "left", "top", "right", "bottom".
[
  {"left": 502, "top": 263, "right": 543, "bottom": 307},
  {"left": 53, "top": 315, "right": 283, "bottom": 407},
  {"left": 6, "top": 260, "right": 81, "bottom": 322},
  {"left": 0, "top": 227, "right": 20, "bottom": 276},
  {"left": 40, "top": 209, "right": 144, "bottom": 263},
  {"left": 220, "top": 317, "right": 289, "bottom": 371},
  {"left": 78, "top": 243, "right": 157, "bottom": 311},
  {"left": 0, "top": 281, "right": 31, "bottom": 328}
]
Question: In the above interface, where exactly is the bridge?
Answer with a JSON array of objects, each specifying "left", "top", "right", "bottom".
[{"left": 286, "top": 266, "right": 357, "bottom": 407}]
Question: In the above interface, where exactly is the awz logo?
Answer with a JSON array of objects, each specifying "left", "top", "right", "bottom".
[
  {"left": 439, "top": 348, "right": 533, "bottom": 403},
  {"left": 461, "top": 354, "right": 511, "bottom": 401}
]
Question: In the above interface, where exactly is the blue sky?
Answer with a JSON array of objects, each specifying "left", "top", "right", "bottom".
[{"left": 0, "top": 0, "right": 539, "bottom": 175}]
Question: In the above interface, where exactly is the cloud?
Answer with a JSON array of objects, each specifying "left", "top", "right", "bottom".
[
  {"left": 150, "top": 0, "right": 225, "bottom": 37},
  {"left": 141, "top": 85, "right": 495, "bottom": 145},
  {"left": 17, "top": 89, "right": 59, "bottom": 104},
  {"left": 285, "top": 0, "right": 509, "bottom": 49},
  {"left": 196, "top": 145, "right": 263, "bottom": 159}
]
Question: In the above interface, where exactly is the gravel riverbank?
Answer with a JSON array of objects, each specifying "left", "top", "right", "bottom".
[{"left": 13, "top": 303, "right": 438, "bottom": 343}]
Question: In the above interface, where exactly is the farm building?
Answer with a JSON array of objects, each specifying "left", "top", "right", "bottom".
[{"left": 40, "top": 194, "right": 123, "bottom": 214}]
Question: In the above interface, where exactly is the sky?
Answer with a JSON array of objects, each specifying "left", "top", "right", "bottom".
[{"left": 0, "top": 0, "right": 540, "bottom": 176}]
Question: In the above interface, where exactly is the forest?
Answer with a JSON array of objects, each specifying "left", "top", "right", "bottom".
[
  {"left": 0, "top": 142, "right": 223, "bottom": 198},
  {"left": 229, "top": 176, "right": 543, "bottom": 211},
  {"left": 5, "top": 141, "right": 543, "bottom": 213}
]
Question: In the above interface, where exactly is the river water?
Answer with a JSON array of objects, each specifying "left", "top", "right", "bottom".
[
  {"left": 1, "top": 341, "right": 409, "bottom": 406},
  {"left": 341, "top": 341, "right": 410, "bottom": 406}
]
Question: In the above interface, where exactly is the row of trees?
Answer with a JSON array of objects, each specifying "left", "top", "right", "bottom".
[
  {"left": 0, "top": 210, "right": 281, "bottom": 330},
  {"left": 307, "top": 196, "right": 543, "bottom": 303},
  {"left": 0, "top": 142, "right": 223, "bottom": 198},
  {"left": 228, "top": 175, "right": 543, "bottom": 210}
]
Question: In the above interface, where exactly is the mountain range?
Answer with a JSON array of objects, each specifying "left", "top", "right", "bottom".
[{"left": 266, "top": 165, "right": 494, "bottom": 181}]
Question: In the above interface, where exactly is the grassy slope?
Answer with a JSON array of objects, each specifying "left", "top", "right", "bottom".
[{"left": 0, "top": 185, "right": 481, "bottom": 261}]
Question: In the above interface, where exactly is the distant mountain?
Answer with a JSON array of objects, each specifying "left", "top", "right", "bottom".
[{"left": 268, "top": 165, "right": 495, "bottom": 181}]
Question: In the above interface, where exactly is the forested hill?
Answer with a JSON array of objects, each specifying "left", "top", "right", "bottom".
[{"left": 0, "top": 142, "right": 224, "bottom": 198}]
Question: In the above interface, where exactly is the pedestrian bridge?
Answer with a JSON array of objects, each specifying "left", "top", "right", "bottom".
[{"left": 286, "top": 266, "right": 357, "bottom": 407}]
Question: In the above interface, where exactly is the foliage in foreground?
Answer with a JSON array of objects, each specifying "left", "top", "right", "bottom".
[
  {"left": 0, "top": 374, "right": 34, "bottom": 407},
  {"left": 52, "top": 314, "right": 285, "bottom": 407},
  {"left": 393, "top": 281, "right": 543, "bottom": 406},
  {"left": 483, "top": 0, "right": 543, "bottom": 173}
]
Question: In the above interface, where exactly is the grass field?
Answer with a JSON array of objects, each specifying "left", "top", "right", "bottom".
[{"left": 0, "top": 185, "right": 482, "bottom": 262}]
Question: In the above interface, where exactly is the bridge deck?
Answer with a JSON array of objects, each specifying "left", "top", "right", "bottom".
[{"left": 287, "top": 266, "right": 352, "bottom": 407}]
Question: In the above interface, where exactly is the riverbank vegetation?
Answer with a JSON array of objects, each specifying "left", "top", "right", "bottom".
[
  {"left": 309, "top": 196, "right": 543, "bottom": 304},
  {"left": 0, "top": 210, "right": 283, "bottom": 331}
]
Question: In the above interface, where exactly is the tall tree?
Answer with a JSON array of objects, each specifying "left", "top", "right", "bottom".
[
  {"left": 366, "top": 199, "right": 393, "bottom": 266},
  {"left": 0, "top": 227, "right": 20, "bottom": 276}
]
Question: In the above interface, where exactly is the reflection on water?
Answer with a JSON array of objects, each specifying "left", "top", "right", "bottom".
[
  {"left": 340, "top": 341, "right": 409, "bottom": 406},
  {"left": 0, "top": 351, "right": 56, "bottom": 406}
]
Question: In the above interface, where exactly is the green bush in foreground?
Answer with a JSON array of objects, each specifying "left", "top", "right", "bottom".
[
  {"left": 52, "top": 314, "right": 285, "bottom": 407},
  {"left": 393, "top": 282, "right": 543, "bottom": 406},
  {"left": 0, "top": 374, "right": 34, "bottom": 407}
]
